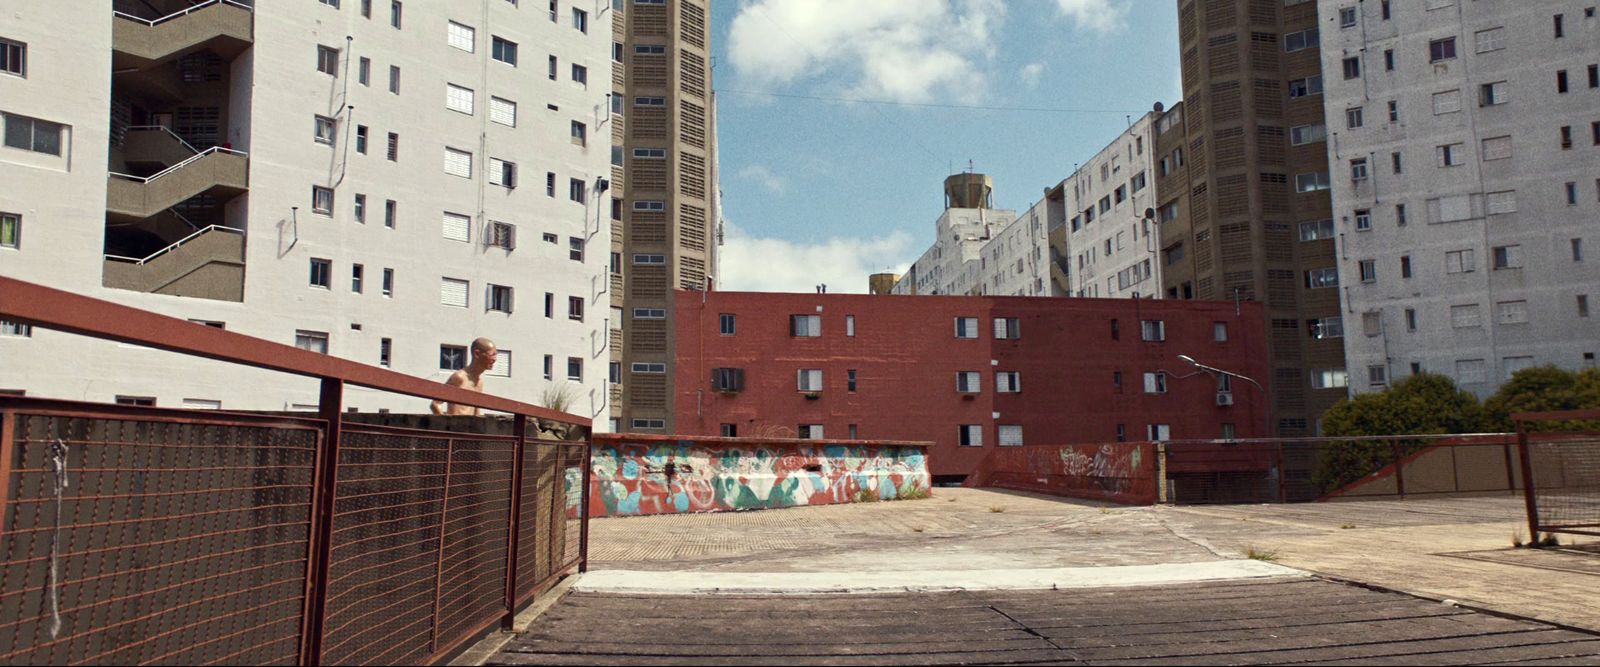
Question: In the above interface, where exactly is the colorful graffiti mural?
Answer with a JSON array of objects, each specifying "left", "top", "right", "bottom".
[
  {"left": 573, "top": 436, "right": 932, "bottom": 517},
  {"left": 966, "top": 442, "right": 1157, "bottom": 505}
]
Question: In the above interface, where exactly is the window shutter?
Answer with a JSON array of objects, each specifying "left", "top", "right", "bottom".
[
  {"left": 998, "top": 425, "right": 1023, "bottom": 447},
  {"left": 442, "top": 212, "right": 471, "bottom": 242},
  {"left": 490, "top": 97, "right": 516, "bottom": 126},
  {"left": 446, "top": 84, "right": 474, "bottom": 114},
  {"left": 444, "top": 147, "right": 472, "bottom": 177},
  {"left": 447, "top": 22, "right": 475, "bottom": 51},
  {"left": 440, "top": 278, "right": 469, "bottom": 307}
]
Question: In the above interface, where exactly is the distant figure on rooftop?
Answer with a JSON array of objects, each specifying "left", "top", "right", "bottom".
[{"left": 431, "top": 337, "right": 496, "bottom": 416}]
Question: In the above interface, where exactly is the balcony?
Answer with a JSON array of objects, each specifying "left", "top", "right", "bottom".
[
  {"left": 112, "top": 0, "right": 253, "bottom": 70},
  {"left": 107, "top": 147, "right": 248, "bottom": 221},
  {"left": 118, "top": 125, "right": 198, "bottom": 171},
  {"left": 103, "top": 225, "right": 245, "bottom": 301}
]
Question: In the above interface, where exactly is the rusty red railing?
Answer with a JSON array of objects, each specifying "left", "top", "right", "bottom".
[
  {"left": 0, "top": 277, "right": 591, "bottom": 665},
  {"left": 1514, "top": 409, "right": 1600, "bottom": 540}
]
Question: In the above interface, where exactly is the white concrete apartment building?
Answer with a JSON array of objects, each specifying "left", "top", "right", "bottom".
[
  {"left": 892, "top": 173, "right": 1039, "bottom": 297},
  {"left": 0, "top": 0, "right": 614, "bottom": 420},
  {"left": 1321, "top": 0, "right": 1599, "bottom": 397},
  {"left": 1061, "top": 111, "right": 1162, "bottom": 299}
]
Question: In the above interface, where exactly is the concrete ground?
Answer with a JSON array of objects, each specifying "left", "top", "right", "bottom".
[{"left": 482, "top": 489, "right": 1600, "bottom": 665}]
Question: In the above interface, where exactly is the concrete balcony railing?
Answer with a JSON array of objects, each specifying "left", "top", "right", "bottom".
[
  {"left": 107, "top": 147, "right": 248, "bottom": 220},
  {"left": 112, "top": 0, "right": 253, "bottom": 68},
  {"left": 103, "top": 225, "right": 245, "bottom": 301}
]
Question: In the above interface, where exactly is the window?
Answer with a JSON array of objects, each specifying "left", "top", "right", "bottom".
[
  {"left": 388, "top": 65, "right": 400, "bottom": 94},
  {"left": 383, "top": 199, "right": 397, "bottom": 228},
  {"left": 478, "top": 284, "right": 512, "bottom": 313},
  {"left": 633, "top": 419, "right": 666, "bottom": 430},
  {"left": 2, "top": 114, "right": 62, "bottom": 155},
  {"left": 1388, "top": 101, "right": 1399, "bottom": 122},
  {"left": 798, "top": 424, "right": 825, "bottom": 440},
  {"left": 958, "top": 425, "right": 983, "bottom": 447},
  {"left": 1213, "top": 322, "right": 1228, "bottom": 342},
  {"left": 545, "top": 293, "right": 554, "bottom": 317},
  {"left": 791, "top": 314, "right": 821, "bottom": 337},
  {"left": 317, "top": 45, "right": 339, "bottom": 75},
  {"left": 309, "top": 258, "right": 331, "bottom": 288},
  {"left": 1429, "top": 37, "right": 1457, "bottom": 62},
  {"left": 1284, "top": 28, "right": 1318, "bottom": 52},
  {"left": 379, "top": 338, "right": 391, "bottom": 367},
  {"left": 710, "top": 367, "right": 743, "bottom": 390},
  {"left": 447, "top": 21, "right": 475, "bottom": 51},
  {"left": 566, "top": 357, "right": 583, "bottom": 381},
  {"left": 439, "top": 345, "right": 467, "bottom": 370},
  {"left": 566, "top": 236, "right": 585, "bottom": 262},
  {"left": 719, "top": 313, "right": 735, "bottom": 335},
  {"left": 993, "top": 317, "right": 1020, "bottom": 340},
  {"left": 296, "top": 330, "right": 330, "bottom": 354},
  {"left": 1482, "top": 136, "right": 1512, "bottom": 162},
  {"left": 382, "top": 268, "right": 394, "bottom": 296},
  {"left": 1140, "top": 320, "right": 1166, "bottom": 342},
  {"left": 548, "top": 55, "right": 558, "bottom": 80},
  {"left": 1311, "top": 368, "right": 1349, "bottom": 389},
  {"left": 357, "top": 57, "right": 370, "bottom": 85},
  {"left": 1295, "top": 171, "right": 1330, "bottom": 192},
  {"left": 956, "top": 371, "right": 982, "bottom": 393},
  {"left": 1432, "top": 89, "right": 1462, "bottom": 115},
  {"left": 1479, "top": 81, "right": 1508, "bottom": 106},
  {"left": 1306, "top": 267, "right": 1339, "bottom": 288},
  {"left": 1492, "top": 245, "right": 1522, "bottom": 270},
  {"left": 1559, "top": 70, "right": 1571, "bottom": 94},
  {"left": 1288, "top": 75, "right": 1323, "bottom": 97},
  {"left": 1405, "top": 308, "right": 1418, "bottom": 331},
  {"left": 1346, "top": 107, "right": 1364, "bottom": 129},
  {"left": 570, "top": 120, "right": 587, "bottom": 146},
  {"left": 441, "top": 211, "right": 470, "bottom": 242},
  {"left": 444, "top": 147, "right": 472, "bottom": 178},
  {"left": 386, "top": 132, "right": 399, "bottom": 161},
  {"left": 1359, "top": 259, "right": 1377, "bottom": 282},
  {"left": 573, "top": 7, "right": 587, "bottom": 32},
  {"left": 1496, "top": 300, "right": 1529, "bottom": 325},
  {"left": 1397, "top": 204, "right": 1408, "bottom": 226},
  {"left": 1384, "top": 49, "right": 1395, "bottom": 71},
  {"left": 0, "top": 38, "right": 24, "bottom": 77},
  {"left": 351, "top": 264, "right": 364, "bottom": 293},
  {"left": 571, "top": 63, "right": 587, "bottom": 85},
  {"left": 446, "top": 84, "right": 474, "bottom": 114},
  {"left": 1289, "top": 124, "right": 1325, "bottom": 146},
  {"left": 1351, "top": 159, "right": 1369, "bottom": 182},
  {"left": 354, "top": 125, "right": 368, "bottom": 154},
  {"left": 487, "top": 222, "right": 515, "bottom": 250},
  {"left": 1457, "top": 359, "right": 1487, "bottom": 385},
  {"left": 387, "top": 0, "right": 401, "bottom": 27},
  {"left": 440, "top": 277, "right": 469, "bottom": 307},
  {"left": 1580, "top": 295, "right": 1591, "bottom": 319},
  {"left": 492, "top": 36, "right": 517, "bottom": 65},
  {"left": 996, "top": 372, "right": 1021, "bottom": 393},
  {"left": 1574, "top": 238, "right": 1584, "bottom": 262},
  {"left": 998, "top": 425, "right": 1024, "bottom": 447},
  {"left": 633, "top": 253, "right": 665, "bottom": 265},
  {"left": 1467, "top": 27, "right": 1506, "bottom": 55},
  {"left": 0, "top": 320, "right": 30, "bottom": 337},
  {"left": 1143, "top": 372, "right": 1168, "bottom": 394},
  {"left": 1446, "top": 249, "right": 1476, "bottom": 274},
  {"left": 954, "top": 317, "right": 979, "bottom": 339},
  {"left": 0, "top": 212, "right": 20, "bottom": 249},
  {"left": 1451, "top": 304, "right": 1481, "bottom": 328},
  {"left": 1362, "top": 311, "right": 1383, "bottom": 336},
  {"left": 1342, "top": 57, "right": 1361, "bottom": 80},
  {"left": 1437, "top": 143, "right": 1464, "bottom": 167},
  {"left": 1590, "top": 64, "right": 1599, "bottom": 89},
  {"left": 633, "top": 307, "right": 666, "bottom": 319},
  {"left": 314, "top": 115, "right": 337, "bottom": 144},
  {"left": 1339, "top": 7, "right": 1357, "bottom": 27},
  {"left": 797, "top": 369, "right": 823, "bottom": 392},
  {"left": 1555, "top": 13, "right": 1565, "bottom": 38},
  {"left": 635, "top": 96, "right": 667, "bottom": 107},
  {"left": 1299, "top": 218, "right": 1334, "bottom": 241},
  {"left": 490, "top": 97, "right": 517, "bottom": 127},
  {"left": 1110, "top": 319, "right": 1120, "bottom": 340},
  {"left": 568, "top": 296, "right": 584, "bottom": 321},
  {"left": 489, "top": 158, "right": 516, "bottom": 188},
  {"left": 312, "top": 186, "right": 334, "bottom": 215},
  {"left": 1400, "top": 255, "right": 1412, "bottom": 279}
]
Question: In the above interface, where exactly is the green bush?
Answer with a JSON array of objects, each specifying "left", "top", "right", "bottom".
[
  {"left": 1315, "top": 373, "right": 1487, "bottom": 492},
  {"left": 1483, "top": 366, "right": 1600, "bottom": 432}
]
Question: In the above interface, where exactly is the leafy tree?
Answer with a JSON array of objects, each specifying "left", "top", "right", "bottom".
[
  {"left": 1484, "top": 366, "right": 1600, "bottom": 432},
  {"left": 1315, "top": 373, "right": 1488, "bottom": 492}
]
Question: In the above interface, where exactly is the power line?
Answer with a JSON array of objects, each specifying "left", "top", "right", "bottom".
[{"left": 719, "top": 88, "right": 1141, "bottom": 115}]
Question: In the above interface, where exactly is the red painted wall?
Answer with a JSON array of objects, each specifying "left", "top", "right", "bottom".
[{"left": 673, "top": 291, "right": 1270, "bottom": 479}]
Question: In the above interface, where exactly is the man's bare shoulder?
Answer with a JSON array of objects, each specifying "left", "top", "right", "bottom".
[{"left": 445, "top": 369, "right": 471, "bottom": 387}]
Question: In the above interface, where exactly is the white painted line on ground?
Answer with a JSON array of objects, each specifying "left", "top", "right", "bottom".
[{"left": 572, "top": 560, "right": 1308, "bottom": 595}]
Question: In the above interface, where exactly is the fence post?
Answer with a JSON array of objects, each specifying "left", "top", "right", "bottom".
[
  {"left": 1275, "top": 441, "right": 1287, "bottom": 503},
  {"left": 579, "top": 441, "right": 592, "bottom": 573},
  {"left": 1516, "top": 420, "right": 1541, "bottom": 544},
  {"left": 1391, "top": 441, "right": 1407, "bottom": 499},
  {"left": 503, "top": 414, "right": 528, "bottom": 630},
  {"left": 299, "top": 377, "right": 344, "bottom": 666}
]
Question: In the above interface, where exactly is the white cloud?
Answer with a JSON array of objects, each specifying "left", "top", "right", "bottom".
[
  {"left": 1020, "top": 62, "right": 1045, "bottom": 89},
  {"left": 717, "top": 223, "right": 916, "bottom": 294},
  {"left": 728, "top": 0, "right": 1006, "bottom": 104},
  {"left": 1053, "top": 0, "right": 1129, "bottom": 34},
  {"left": 737, "top": 164, "right": 788, "bottom": 194}
]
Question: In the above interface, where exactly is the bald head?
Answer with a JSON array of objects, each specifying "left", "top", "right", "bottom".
[{"left": 471, "top": 337, "right": 495, "bottom": 354}]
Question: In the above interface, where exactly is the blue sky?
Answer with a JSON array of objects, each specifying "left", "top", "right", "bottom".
[{"left": 707, "top": 0, "right": 1181, "bottom": 292}]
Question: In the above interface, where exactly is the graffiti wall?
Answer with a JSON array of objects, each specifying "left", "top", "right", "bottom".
[
  {"left": 965, "top": 442, "right": 1158, "bottom": 505},
  {"left": 576, "top": 435, "right": 933, "bottom": 518}
]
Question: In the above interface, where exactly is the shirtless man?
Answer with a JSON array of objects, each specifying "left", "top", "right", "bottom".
[{"left": 431, "top": 337, "right": 496, "bottom": 416}]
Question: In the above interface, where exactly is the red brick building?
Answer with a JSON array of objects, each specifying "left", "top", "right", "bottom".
[{"left": 671, "top": 291, "right": 1271, "bottom": 480}]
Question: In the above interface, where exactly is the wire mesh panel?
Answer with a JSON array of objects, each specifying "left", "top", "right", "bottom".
[
  {"left": 558, "top": 443, "right": 585, "bottom": 573},
  {"left": 0, "top": 409, "right": 318, "bottom": 666},
  {"left": 513, "top": 442, "right": 582, "bottom": 605},
  {"left": 432, "top": 437, "right": 514, "bottom": 655},
  {"left": 1525, "top": 431, "right": 1600, "bottom": 536}
]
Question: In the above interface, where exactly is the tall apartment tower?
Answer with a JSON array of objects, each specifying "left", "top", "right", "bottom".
[
  {"left": 1062, "top": 111, "right": 1163, "bottom": 299},
  {"left": 892, "top": 174, "right": 1030, "bottom": 297},
  {"left": 610, "top": 0, "right": 719, "bottom": 433},
  {"left": 0, "top": 0, "right": 612, "bottom": 417},
  {"left": 1162, "top": 0, "right": 1346, "bottom": 436},
  {"left": 1321, "top": 0, "right": 1600, "bottom": 396}
]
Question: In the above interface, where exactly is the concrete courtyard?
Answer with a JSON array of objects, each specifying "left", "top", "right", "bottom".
[{"left": 478, "top": 489, "right": 1600, "bottom": 665}]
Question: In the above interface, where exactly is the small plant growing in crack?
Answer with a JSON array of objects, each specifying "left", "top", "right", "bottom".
[
  {"left": 1339, "top": 523, "right": 1356, "bottom": 530},
  {"left": 988, "top": 505, "right": 1007, "bottom": 513},
  {"left": 1244, "top": 545, "right": 1279, "bottom": 561}
]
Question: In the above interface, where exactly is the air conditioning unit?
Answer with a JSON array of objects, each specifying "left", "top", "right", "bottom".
[{"left": 1216, "top": 392, "right": 1235, "bottom": 406}]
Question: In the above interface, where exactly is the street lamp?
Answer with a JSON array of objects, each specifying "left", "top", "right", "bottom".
[{"left": 1178, "top": 354, "right": 1270, "bottom": 438}]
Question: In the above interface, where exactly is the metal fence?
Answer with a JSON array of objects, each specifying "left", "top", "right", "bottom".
[
  {"left": 0, "top": 277, "right": 591, "bottom": 665},
  {"left": 1516, "top": 409, "right": 1600, "bottom": 539}
]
